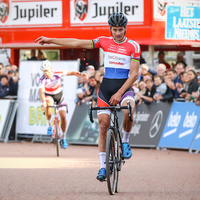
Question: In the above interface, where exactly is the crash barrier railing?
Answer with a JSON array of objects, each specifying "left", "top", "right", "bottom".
[
  {"left": 66, "top": 101, "right": 200, "bottom": 153},
  {"left": 0, "top": 97, "right": 18, "bottom": 143},
  {"left": 2, "top": 98, "right": 200, "bottom": 153}
]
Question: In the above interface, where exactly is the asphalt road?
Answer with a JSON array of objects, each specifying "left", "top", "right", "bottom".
[{"left": 0, "top": 142, "right": 200, "bottom": 200}]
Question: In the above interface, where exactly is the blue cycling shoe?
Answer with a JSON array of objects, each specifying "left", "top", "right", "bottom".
[
  {"left": 122, "top": 143, "right": 132, "bottom": 159},
  {"left": 61, "top": 139, "right": 68, "bottom": 149},
  {"left": 96, "top": 168, "right": 106, "bottom": 182},
  {"left": 47, "top": 127, "right": 52, "bottom": 136}
]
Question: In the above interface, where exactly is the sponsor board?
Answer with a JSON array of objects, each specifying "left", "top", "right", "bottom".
[
  {"left": 153, "top": 0, "right": 167, "bottom": 21},
  {"left": 0, "top": 0, "right": 62, "bottom": 28},
  {"left": 190, "top": 122, "right": 200, "bottom": 151},
  {"left": 70, "top": 0, "right": 144, "bottom": 26},
  {"left": 158, "top": 102, "right": 200, "bottom": 149},
  {"left": 129, "top": 102, "right": 172, "bottom": 147},
  {"left": 166, "top": 5, "right": 200, "bottom": 40},
  {"left": 0, "top": 100, "right": 10, "bottom": 138},
  {"left": 16, "top": 61, "right": 78, "bottom": 135}
]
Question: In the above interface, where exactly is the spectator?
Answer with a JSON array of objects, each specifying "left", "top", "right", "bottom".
[
  {"left": 28, "top": 49, "right": 37, "bottom": 60},
  {"left": 178, "top": 70, "right": 199, "bottom": 101},
  {"left": 75, "top": 75, "right": 96, "bottom": 105},
  {"left": 86, "top": 65, "right": 95, "bottom": 77},
  {"left": 94, "top": 70, "right": 102, "bottom": 83},
  {"left": 0, "top": 63, "right": 4, "bottom": 78},
  {"left": 11, "top": 65, "right": 18, "bottom": 72},
  {"left": 172, "top": 52, "right": 187, "bottom": 68},
  {"left": 167, "top": 69, "right": 182, "bottom": 99},
  {"left": 178, "top": 72, "right": 189, "bottom": 93},
  {"left": 175, "top": 62, "right": 186, "bottom": 75},
  {"left": 140, "top": 54, "right": 146, "bottom": 64},
  {"left": 143, "top": 72, "right": 153, "bottom": 82},
  {"left": 191, "top": 75, "right": 200, "bottom": 106},
  {"left": 138, "top": 81, "right": 146, "bottom": 95},
  {"left": 80, "top": 50, "right": 98, "bottom": 72},
  {"left": 157, "top": 64, "right": 166, "bottom": 77},
  {"left": 186, "top": 65, "right": 195, "bottom": 72},
  {"left": 156, "top": 51, "right": 171, "bottom": 70},
  {"left": 153, "top": 75, "right": 167, "bottom": 102},
  {"left": 162, "top": 75, "right": 174, "bottom": 102},
  {"left": 0, "top": 75, "right": 18, "bottom": 98},
  {"left": 37, "top": 51, "right": 46, "bottom": 61},
  {"left": 136, "top": 79, "right": 156, "bottom": 106},
  {"left": 98, "top": 65, "right": 105, "bottom": 75},
  {"left": 140, "top": 64, "right": 157, "bottom": 81},
  {"left": 4, "top": 64, "right": 11, "bottom": 75}
]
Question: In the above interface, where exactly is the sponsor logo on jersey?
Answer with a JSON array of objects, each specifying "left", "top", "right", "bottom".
[
  {"left": 74, "top": 0, "right": 88, "bottom": 21},
  {"left": 93, "top": 38, "right": 99, "bottom": 44},
  {"left": 108, "top": 55, "right": 126, "bottom": 61},
  {"left": 0, "top": 0, "right": 9, "bottom": 23}
]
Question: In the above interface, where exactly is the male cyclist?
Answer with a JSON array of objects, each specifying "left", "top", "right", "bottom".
[
  {"left": 35, "top": 12, "right": 140, "bottom": 181},
  {"left": 39, "top": 60, "right": 88, "bottom": 148}
]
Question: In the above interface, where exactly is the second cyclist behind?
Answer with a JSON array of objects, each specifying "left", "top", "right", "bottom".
[{"left": 39, "top": 60, "right": 88, "bottom": 149}]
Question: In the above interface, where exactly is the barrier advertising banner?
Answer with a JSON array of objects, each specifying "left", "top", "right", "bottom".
[
  {"left": 0, "top": 100, "right": 10, "bottom": 138},
  {"left": 129, "top": 102, "right": 172, "bottom": 147},
  {"left": 166, "top": 5, "right": 200, "bottom": 40},
  {"left": 190, "top": 122, "right": 200, "bottom": 151},
  {"left": 66, "top": 103, "right": 124, "bottom": 145},
  {"left": 158, "top": 102, "right": 200, "bottom": 149},
  {"left": 16, "top": 61, "right": 78, "bottom": 135}
]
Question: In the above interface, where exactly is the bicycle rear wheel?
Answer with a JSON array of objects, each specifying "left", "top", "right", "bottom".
[
  {"left": 55, "top": 120, "right": 60, "bottom": 157},
  {"left": 106, "top": 129, "right": 117, "bottom": 195}
]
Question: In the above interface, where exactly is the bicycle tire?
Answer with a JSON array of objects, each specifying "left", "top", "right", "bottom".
[
  {"left": 106, "top": 129, "right": 117, "bottom": 195},
  {"left": 115, "top": 133, "right": 120, "bottom": 193},
  {"left": 55, "top": 120, "right": 60, "bottom": 157}
]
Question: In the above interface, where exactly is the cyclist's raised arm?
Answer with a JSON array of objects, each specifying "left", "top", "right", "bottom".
[
  {"left": 67, "top": 71, "right": 89, "bottom": 79},
  {"left": 34, "top": 36, "right": 93, "bottom": 49}
]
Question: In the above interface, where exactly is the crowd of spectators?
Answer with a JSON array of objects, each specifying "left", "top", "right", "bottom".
[
  {"left": 132, "top": 52, "right": 200, "bottom": 107},
  {"left": 0, "top": 63, "right": 19, "bottom": 99},
  {"left": 74, "top": 51, "right": 200, "bottom": 107}
]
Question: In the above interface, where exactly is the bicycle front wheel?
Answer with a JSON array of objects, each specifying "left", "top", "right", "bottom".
[
  {"left": 55, "top": 120, "right": 60, "bottom": 157},
  {"left": 106, "top": 129, "right": 117, "bottom": 195}
]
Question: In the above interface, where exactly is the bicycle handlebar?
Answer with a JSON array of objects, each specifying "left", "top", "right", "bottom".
[
  {"left": 88, "top": 101, "right": 133, "bottom": 123},
  {"left": 43, "top": 104, "right": 68, "bottom": 115}
]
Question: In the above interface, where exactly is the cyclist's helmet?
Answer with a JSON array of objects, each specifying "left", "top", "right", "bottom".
[
  {"left": 40, "top": 60, "right": 52, "bottom": 71},
  {"left": 108, "top": 12, "right": 128, "bottom": 27}
]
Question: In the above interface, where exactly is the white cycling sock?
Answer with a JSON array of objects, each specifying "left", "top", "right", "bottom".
[
  {"left": 99, "top": 152, "right": 106, "bottom": 169},
  {"left": 61, "top": 129, "right": 66, "bottom": 139},
  {"left": 48, "top": 120, "right": 51, "bottom": 127},
  {"left": 122, "top": 128, "right": 130, "bottom": 143}
]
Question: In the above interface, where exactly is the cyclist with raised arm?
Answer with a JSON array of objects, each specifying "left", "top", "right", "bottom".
[
  {"left": 35, "top": 12, "right": 140, "bottom": 181},
  {"left": 39, "top": 60, "right": 88, "bottom": 149}
]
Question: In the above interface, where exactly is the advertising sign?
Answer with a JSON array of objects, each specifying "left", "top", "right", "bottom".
[
  {"left": 0, "top": 0, "right": 62, "bottom": 28},
  {"left": 153, "top": 0, "right": 167, "bottom": 21},
  {"left": 158, "top": 102, "right": 200, "bottom": 149},
  {"left": 190, "top": 122, "right": 200, "bottom": 151},
  {"left": 70, "top": 0, "right": 144, "bottom": 26},
  {"left": 16, "top": 61, "right": 78, "bottom": 135},
  {"left": 166, "top": 5, "right": 200, "bottom": 40},
  {"left": 129, "top": 102, "right": 172, "bottom": 147},
  {"left": 66, "top": 103, "right": 124, "bottom": 145},
  {"left": 0, "top": 100, "right": 10, "bottom": 138}
]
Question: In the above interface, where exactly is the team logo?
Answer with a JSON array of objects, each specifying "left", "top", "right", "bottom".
[
  {"left": 149, "top": 110, "right": 163, "bottom": 138},
  {"left": 0, "top": 0, "right": 9, "bottom": 23},
  {"left": 74, "top": 0, "right": 89, "bottom": 21},
  {"left": 157, "top": 0, "right": 167, "bottom": 17}
]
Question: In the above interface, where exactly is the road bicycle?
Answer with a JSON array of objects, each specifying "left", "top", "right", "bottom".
[
  {"left": 45, "top": 103, "right": 67, "bottom": 157},
  {"left": 88, "top": 101, "right": 133, "bottom": 195}
]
